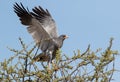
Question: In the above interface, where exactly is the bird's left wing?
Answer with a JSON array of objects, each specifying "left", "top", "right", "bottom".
[{"left": 14, "top": 3, "right": 54, "bottom": 52}]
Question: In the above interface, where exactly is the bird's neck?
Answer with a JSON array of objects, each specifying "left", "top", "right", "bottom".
[
  {"left": 53, "top": 38, "right": 64, "bottom": 48},
  {"left": 57, "top": 38, "right": 64, "bottom": 48}
]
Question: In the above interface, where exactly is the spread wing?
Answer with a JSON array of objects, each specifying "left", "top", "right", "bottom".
[
  {"left": 13, "top": 3, "right": 53, "bottom": 51},
  {"left": 31, "top": 6, "right": 58, "bottom": 38}
]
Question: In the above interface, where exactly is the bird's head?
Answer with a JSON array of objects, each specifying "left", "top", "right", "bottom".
[{"left": 59, "top": 35, "right": 68, "bottom": 40}]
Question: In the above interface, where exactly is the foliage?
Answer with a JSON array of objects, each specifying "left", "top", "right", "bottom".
[{"left": 0, "top": 38, "right": 119, "bottom": 82}]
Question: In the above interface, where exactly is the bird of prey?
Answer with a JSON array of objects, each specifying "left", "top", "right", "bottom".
[{"left": 13, "top": 3, "right": 68, "bottom": 65}]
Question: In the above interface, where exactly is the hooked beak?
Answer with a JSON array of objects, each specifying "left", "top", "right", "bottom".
[{"left": 64, "top": 35, "right": 69, "bottom": 39}]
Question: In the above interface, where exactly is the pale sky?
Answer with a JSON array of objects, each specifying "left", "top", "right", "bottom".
[{"left": 0, "top": 0, "right": 120, "bottom": 81}]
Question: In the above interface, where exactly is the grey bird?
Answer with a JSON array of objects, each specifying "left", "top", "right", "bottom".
[{"left": 13, "top": 3, "right": 68, "bottom": 65}]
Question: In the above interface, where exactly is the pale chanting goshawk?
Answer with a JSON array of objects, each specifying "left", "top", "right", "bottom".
[{"left": 13, "top": 3, "right": 68, "bottom": 64}]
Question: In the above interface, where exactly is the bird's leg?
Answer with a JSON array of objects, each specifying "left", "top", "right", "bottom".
[
  {"left": 33, "top": 42, "right": 41, "bottom": 58},
  {"left": 48, "top": 51, "right": 53, "bottom": 63},
  {"left": 52, "top": 60, "right": 55, "bottom": 64},
  {"left": 52, "top": 60, "right": 56, "bottom": 67},
  {"left": 47, "top": 50, "right": 53, "bottom": 70},
  {"left": 51, "top": 60, "right": 55, "bottom": 68},
  {"left": 47, "top": 61, "right": 51, "bottom": 71}
]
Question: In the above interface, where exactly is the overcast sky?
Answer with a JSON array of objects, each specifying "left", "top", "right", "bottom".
[{"left": 0, "top": 0, "right": 120, "bottom": 81}]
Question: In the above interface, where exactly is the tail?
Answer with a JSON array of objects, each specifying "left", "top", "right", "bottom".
[{"left": 33, "top": 53, "right": 49, "bottom": 62}]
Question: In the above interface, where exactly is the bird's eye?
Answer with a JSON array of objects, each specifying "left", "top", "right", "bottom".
[
  {"left": 63, "top": 35, "right": 68, "bottom": 39},
  {"left": 63, "top": 35, "right": 66, "bottom": 37}
]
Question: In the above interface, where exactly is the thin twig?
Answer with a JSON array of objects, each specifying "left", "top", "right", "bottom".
[
  {"left": 81, "top": 44, "right": 90, "bottom": 56},
  {"left": 109, "top": 54, "right": 115, "bottom": 82}
]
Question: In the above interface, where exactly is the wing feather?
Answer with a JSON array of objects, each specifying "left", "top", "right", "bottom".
[
  {"left": 31, "top": 6, "right": 58, "bottom": 38},
  {"left": 14, "top": 3, "right": 51, "bottom": 51}
]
